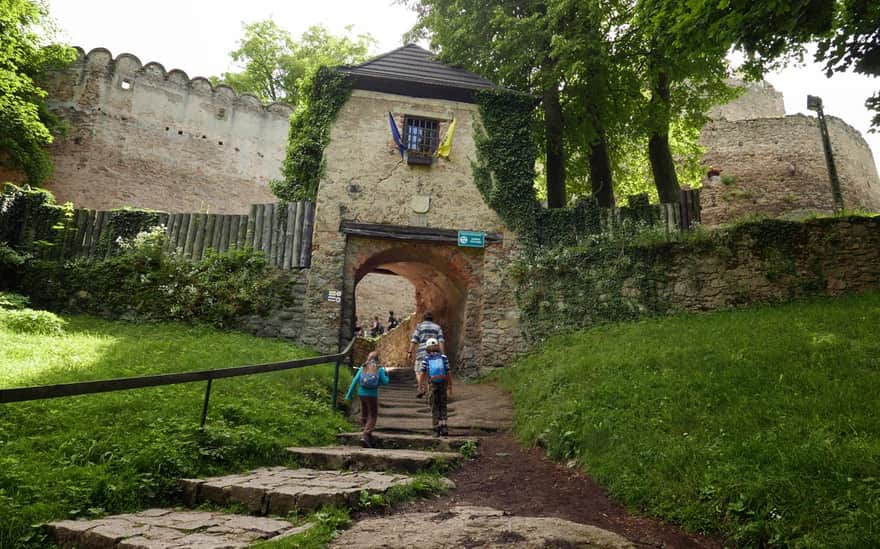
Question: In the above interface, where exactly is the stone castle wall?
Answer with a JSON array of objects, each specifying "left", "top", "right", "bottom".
[
  {"left": 700, "top": 114, "right": 880, "bottom": 225},
  {"left": 520, "top": 216, "right": 880, "bottom": 341},
  {"left": 355, "top": 273, "right": 415, "bottom": 331},
  {"left": 27, "top": 47, "right": 292, "bottom": 214}
]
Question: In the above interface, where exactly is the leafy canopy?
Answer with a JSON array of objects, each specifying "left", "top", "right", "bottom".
[
  {"left": 0, "top": 0, "right": 75, "bottom": 183},
  {"left": 213, "top": 20, "right": 375, "bottom": 105}
]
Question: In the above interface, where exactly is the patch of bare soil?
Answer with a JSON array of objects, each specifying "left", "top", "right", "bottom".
[{"left": 393, "top": 433, "right": 726, "bottom": 549}]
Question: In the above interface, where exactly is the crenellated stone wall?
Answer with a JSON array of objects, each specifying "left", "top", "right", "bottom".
[{"left": 19, "top": 47, "right": 293, "bottom": 214}]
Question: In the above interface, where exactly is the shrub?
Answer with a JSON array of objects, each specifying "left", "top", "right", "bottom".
[
  {"left": 0, "top": 308, "right": 66, "bottom": 334},
  {"left": 0, "top": 291, "right": 30, "bottom": 310},
  {"left": 18, "top": 233, "right": 295, "bottom": 328}
]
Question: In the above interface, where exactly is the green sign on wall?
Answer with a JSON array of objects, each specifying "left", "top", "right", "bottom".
[{"left": 457, "top": 230, "right": 485, "bottom": 248}]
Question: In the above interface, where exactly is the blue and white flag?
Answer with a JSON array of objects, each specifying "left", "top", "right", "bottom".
[{"left": 388, "top": 112, "right": 405, "bottom": 158}]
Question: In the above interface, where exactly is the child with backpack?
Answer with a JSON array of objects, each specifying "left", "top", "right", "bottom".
[
  {"left": 418, "top": 338, "right": 452, "bottom": 436},
  {"left": 345, "top": 351, "right": 389, "bottom": 447}
]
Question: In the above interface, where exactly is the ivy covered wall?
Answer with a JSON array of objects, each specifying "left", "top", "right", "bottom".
[{"left": 513, "top": 216, "right": 880, "bottom": 342}]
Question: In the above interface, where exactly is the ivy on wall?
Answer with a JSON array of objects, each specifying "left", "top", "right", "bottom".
[
  {"left": 512, "top": 216, "right": 880, "bottom": 342},
  {"left": 276, "top": 67, "right": 353, "bottom": 201},
  {"left": 0, "top": 183, "right": 69, "bottom": 251},
  {"left": 472, "top": 88, "right": 540, "bottom": 239}
]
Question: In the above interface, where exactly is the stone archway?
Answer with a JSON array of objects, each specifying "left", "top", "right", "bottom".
[{"left": 343, "top": 236, "right": 483, "bottom": 370}]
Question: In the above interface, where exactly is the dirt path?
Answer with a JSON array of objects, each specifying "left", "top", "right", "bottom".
[{"left": 367, "top": 375, "right": 725, "bottom": 548}]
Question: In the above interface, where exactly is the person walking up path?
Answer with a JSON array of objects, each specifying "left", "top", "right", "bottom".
[
  {"left": 419, "top": 338, "right": 452, "bottom": 436},
  {"left": 345, "top": 351, "right": 389, "bottom": 447},
  {"left": 407, "top": 311, "right": 445, "bottom": 397}
]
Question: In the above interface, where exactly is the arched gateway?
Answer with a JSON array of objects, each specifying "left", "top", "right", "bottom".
[{"left": 299, "top": 45, "right": 527, "bottom": 375}]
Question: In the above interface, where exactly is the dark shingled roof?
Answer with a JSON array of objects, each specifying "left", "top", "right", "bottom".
[{"left": 338, "top": 44, "right": 496, "bottom": 103}]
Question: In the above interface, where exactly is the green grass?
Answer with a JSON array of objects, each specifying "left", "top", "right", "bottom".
[
  {"left": 500, "top": 292, "right": 880, "bottom": 548},
  {"left": 0, "top": 315, "right": 352, "bottom": 548}
]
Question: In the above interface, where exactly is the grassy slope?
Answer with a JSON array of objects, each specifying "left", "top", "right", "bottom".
[
  {"left": 0, "top": 316, "right": 351, "bottom": 547},
  {"left": 501, "top": 292, "right": 880, "bottom": 547}
]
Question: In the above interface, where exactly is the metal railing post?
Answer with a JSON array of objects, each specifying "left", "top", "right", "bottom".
[
  {"left": 331, "top": 358, "right": 341, "bottom": 410},
  {"left": 199, "top": 378, "right": 213, "bottom": 429}
]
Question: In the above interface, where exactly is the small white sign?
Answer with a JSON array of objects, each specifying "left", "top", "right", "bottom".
[{"left": 325, "top": 290, "right": 342, "bottom": 303}]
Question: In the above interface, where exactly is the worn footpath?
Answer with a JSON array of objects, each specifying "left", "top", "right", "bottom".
[{"left": 45, "top": 368, "right": 721, "bottom": 548}]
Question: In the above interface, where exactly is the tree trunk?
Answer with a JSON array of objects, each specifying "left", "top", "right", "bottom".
[
  {"left": 648, "top": 71, "right": 680, "bottom": 203},
  {"left": 589, "top": 130, "right": 614, "bottom": 207},
  {"left": 543, "top": 73, "right": 566, "bottom": 208}
]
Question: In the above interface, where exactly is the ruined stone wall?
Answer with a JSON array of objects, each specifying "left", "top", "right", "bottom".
[
  {"left": 29, "top": 47, "right": 292, "bottom": 214},
  {"left": 707, "top": 79, "right": 785, "bottom": 121},
  {"left": 371, "top": 315, "right": 417, "bottom": 369},
  {"left": 518, "top": 216, "right": 880, "bottom": 341},
  {"left": 700, "top": 115, "right": 880, "bottom": 225}
]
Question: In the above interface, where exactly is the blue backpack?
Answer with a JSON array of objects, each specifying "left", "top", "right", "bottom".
[
  {"left": 360, "top": 363, "right": 380, "bottom": 389},
  {"left": 427, "top": 356, "right": 447, "bottom": 384}
]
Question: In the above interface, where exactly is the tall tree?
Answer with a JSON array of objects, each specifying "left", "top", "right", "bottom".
[
  {"left": 818, "top": 0, "right": 880, "bottom": 128},
  {"left": 214, "top": 21, "right": 375, "bottom": 105},
  {"left": 0, "top": 0, "right": 75, "bottom": 183},
  {"left": 630, "top": 0, "right": 735, "bottom": 203},
  {"left": 405, "top": 0, "right": 570, "bottom": 207}
]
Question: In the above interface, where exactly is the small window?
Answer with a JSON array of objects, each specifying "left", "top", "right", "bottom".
[
  {"left": 404, "top": 116, "right": 439, "bottom": 165},
  {"left": 120, "top": 78, "right": 133, "bottom": 90}
]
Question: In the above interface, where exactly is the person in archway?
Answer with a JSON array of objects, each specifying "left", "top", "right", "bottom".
[
  {"left": 419, "top": 338, "right": 451, "bottom": 436},
  {"left": 407, "top": 311, "right": 445, "bottom": 396},
  {"left": 387, "top": 310, "right": 399, "bottom": 330},
  {"left": 370, "top": 315, "right": 384, "bottom": 337}
]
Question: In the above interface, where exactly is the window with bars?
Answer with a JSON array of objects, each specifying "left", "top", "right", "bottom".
[{"left": 404, "top": 116, "right": 440, "bottom": 165}]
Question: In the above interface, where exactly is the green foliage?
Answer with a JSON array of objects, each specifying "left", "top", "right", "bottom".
[
  {"left": 0, "top": 183, "right": 68, "bottom": 251},
  {"left": 500, "top": 291, "right": 880, "bottom": 546},
  {"left": 0, "top": 243, "right": 29, "bottom": 289},
  {"left": 472, "top": 88, "right": 539, "bottom": 239},
  {"left": 0, "top": 291, "right": 29, "bottom": 309},
  {"left": 213, "top": 21, "right": 374, "bottom": 105},
  {"left": 0, "top": 306, "right": 65, "bottom": 334},
  {"left": 458, "top": 440, "right": 478, "bottom": 460},
  {"left": 253, "top": 506, "right": 352, "bottom": 549},
  {"left": 0, "top": 0, "right": 77, "bottom": 183},
  {"left": 106, "top": 208, "right": 162, "bottom": 245},
  {"left": 277, "top": 67, "right": 353, "bottom": 201},
  {"left": 0, "top": 315, "right": 352, "bottom": 548},
  {"left": 817, "top": 0, "right": 880, "bottom": 128},
  {"left": 18, "top": 236, "right": 296, "bottom": 328}
]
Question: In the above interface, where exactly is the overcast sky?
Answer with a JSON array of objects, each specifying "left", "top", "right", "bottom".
[{"left": 48, "top": 0, "right": 879, "bottom": 165}]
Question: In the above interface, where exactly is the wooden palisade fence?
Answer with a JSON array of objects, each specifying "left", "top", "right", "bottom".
[
  {"left": 537, "top": 189, "right": 701, "bottom": 246},
  {"left": 50, "top": 202, "right": 315, "bottom": 269}
]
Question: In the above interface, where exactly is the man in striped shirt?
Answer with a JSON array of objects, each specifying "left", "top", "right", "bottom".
[{"left": 407, "top": 311, "right": 445, "bottom": 394}]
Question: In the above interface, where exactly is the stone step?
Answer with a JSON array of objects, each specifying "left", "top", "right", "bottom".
[
  {"left": 336, "top": 431, "right": 477, "bottom": 452},
  {"left": 179, "top": 467, "right": 415, "bottom": 516},
  {"left": 286, "top": 446, "right": 461, "bottom": 473},
  {"left": 330, "top": 505, "right": 636, "bottom": 548},
  {"left": 46, "top": 508, "right": 311, "bottom": 549}
]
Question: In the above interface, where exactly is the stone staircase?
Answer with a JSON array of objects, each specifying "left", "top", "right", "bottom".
[
  {"left": 44, "top": 368, "right": 478, "bottom": 548},
  {"left": 44, "top": 368, "right": 635, "bottom": 548}
]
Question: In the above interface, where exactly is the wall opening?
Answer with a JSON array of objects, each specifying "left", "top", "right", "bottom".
[
  {"left": 347, "top": 239, "right": 478, "bottom": 371},
  {"left": 355, "top": 272, "right": 415, "bottom": 337}
]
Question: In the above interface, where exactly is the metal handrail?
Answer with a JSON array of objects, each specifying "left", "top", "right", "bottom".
[{"left": 0, "top": 338, "right": 356, "bottom": 428}]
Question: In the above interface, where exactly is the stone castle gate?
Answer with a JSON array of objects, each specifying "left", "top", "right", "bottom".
[{"left": 295, "top": 45, "right": 528, "bottom": 374}]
